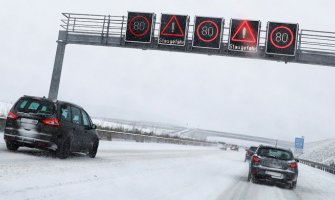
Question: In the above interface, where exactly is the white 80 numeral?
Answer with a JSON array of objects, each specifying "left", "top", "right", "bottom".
[
  {"left": 275, "top": 32, "right": 289, "bottom": 43},
  {"left": 133, "top": 21, "right": 146, "bottom": 31},
  {"left": 201, "top": 26, "right": 214, "bottom": 37}
]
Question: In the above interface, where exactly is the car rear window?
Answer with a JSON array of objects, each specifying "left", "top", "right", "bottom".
[
  {"left": 14, "top": 98, "right": 55, "bottom": 115},
  {"left": 257, "top": 147, "right": 293, "bottom": 161},
  {"left": 249, "top": 147, "right": 258, "bottom": 152}
]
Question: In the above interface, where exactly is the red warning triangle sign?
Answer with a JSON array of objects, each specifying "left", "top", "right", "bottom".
[
  {"left": 161, "top": 15, "right": 185, "bottom": 37},
  {"left": 231, "top": 21, "right": 257, "bottom": 43}
]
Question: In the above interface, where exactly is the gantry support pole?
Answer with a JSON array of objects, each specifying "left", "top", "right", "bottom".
[{"left": 48, "top": 40, "right": 66, "bottom": 100}]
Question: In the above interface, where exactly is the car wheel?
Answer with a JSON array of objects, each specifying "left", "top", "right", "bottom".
[
  {"left": 251, "top": 175, "right": 258, "bottom": 184},
  {"left": 289, "top": 181, "right": 297, "bottom": 190},
  {"left": 6, "top": 141, "right": 19, "bottom": 151},
  {"left": 56, "top": 137, "right": 71, "bottom": 159},
  {"left": 88, "top": 140, "right": 99, "bottom": 158}
]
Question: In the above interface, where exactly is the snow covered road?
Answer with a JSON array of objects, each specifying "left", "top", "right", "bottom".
[{"left": 1, "top": 133, "right": 335, "bottom": 200}]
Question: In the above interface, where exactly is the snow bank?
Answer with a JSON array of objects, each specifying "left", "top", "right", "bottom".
[
  {"left": 299, "top": 139, "right": 335, "bottom": 165},
  {"left": 92, "top": 118, "right": 188, "bottom": 137}
]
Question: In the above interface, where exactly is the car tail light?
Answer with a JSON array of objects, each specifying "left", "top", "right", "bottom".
[
  {"left": 252, "top": 155, "right": 261, "bottom": 164},
  {"left": 41, "top": 118, "right": 60, "bottom": 127},
  {"left": 7, "top": 112, "right": 18, "bottom": 120},
  {"left": 289, "top": 162, "right": 298, "bottom": 169}
]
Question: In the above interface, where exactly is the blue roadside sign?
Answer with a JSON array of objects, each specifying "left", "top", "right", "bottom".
[{"left": 295, "top": 137, "right": 304, "bottom": 149}]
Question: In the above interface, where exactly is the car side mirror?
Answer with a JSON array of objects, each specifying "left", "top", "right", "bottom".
[
  {"left": 295, "top": 159, "right": 299, "bottom": 163},
  {"left": 91, "top": 124, "right": 97, "bottom": 130}
]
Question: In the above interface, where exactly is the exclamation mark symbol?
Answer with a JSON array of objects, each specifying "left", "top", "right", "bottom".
[
  {"left": 172, "top": 22, "right": 175, "bottom": 33},
  {"left": 242, "top": 27, "right": 246, "bottom": 39}
]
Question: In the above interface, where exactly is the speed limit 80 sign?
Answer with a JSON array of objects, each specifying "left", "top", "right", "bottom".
[
  {"left": 125, "top": 12, "right": 155, "bottom": 43},
  {"left": 192, "top": 16, "right": 224, "bottom": 49},
  {"left": 266, "top": 22, "right": 299, "bottom": 56}
]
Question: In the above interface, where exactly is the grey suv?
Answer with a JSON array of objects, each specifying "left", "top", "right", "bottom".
[
  {"left": 248, "top": 145, "right": 298, "bottom": 189},
  {"left": 4, "top": 96, "right": 99, "bottom": 159}
]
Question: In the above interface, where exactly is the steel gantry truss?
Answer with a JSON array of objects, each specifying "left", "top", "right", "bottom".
[{"left": 48, "top": 13, "right": 335, "bottom": 100}]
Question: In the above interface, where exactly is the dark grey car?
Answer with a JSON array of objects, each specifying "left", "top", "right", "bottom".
[
  {"left": 248, "top": 145, "right": 298, "bottom": 189},
  {"left": 4, "top": 96, "right": 99, "bottom": 159},
  {"left": 245, "top": 146, "right": 258, "bottom": 162}
]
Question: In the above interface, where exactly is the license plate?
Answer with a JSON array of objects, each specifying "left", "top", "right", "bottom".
[
  {"left": 265, "top": 171, "right": 283, "bottom": 179},
  {"left": 21, "top": 118, "right": 38, "bottom": 125}
]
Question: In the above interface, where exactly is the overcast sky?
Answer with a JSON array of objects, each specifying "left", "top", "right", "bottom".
[{"left": 1, "top": 0, "right": 335, "bottom": 142}]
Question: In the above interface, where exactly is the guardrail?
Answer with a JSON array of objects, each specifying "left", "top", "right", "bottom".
[
  {"left": 96, "top": 129, "right": 215, "bottom": 146},
  {"left": 0, "top": 117, "right": 214, "bottom": 146},
  {"left": 298, "top": 158, "right": 335, "bottom": 175}
]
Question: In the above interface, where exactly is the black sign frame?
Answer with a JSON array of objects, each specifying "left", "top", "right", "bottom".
[
  {"left": 125, "top": 11, "right": 155, "bottom": 43},
  {"left": 265, "top": 22, "right": 299, "bottom": 56},
  {"left": 192, "top": 16, "right": 224, "bottom": 49},
  {"left": 158, "top": 13, "right": 189, "bottom": 46},
  {"left": 228, "top": 19, "right": 261, "bottom": 53}
]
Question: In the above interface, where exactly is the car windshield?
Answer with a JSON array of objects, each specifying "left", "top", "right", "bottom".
[
  {"left": 258, "top": 147, "right": 293, "bottom": 161},
  {"left": 14, "top": 98, "right": 55, "bottom": 115}
]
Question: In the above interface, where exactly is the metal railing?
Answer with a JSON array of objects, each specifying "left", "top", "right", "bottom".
[
  {"left": 0, "top": 117, "right": 214, "bottom": 146},
  {"left": 298, "top": 158, "right": 335, "bottom": 175},
  {"left": 60, "top": 13, "right": 335, "bottom": 56},
  {"left": 96, "top": 129, "right": 216, "bottom": 146},
  {"left": 299, "top": 30, "right": 335, "bottom": 55}
]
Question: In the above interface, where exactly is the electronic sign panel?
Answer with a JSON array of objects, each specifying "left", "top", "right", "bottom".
[
  {"left": 159, "top": 14, "right": 189, "bottom": 46},
  {"left": 125, "top": 12, "right": 154, "bottom": 43},
  {"left": 228, "top": 19, "right": 261, "bottom": 52},
  {"left": 266, "top": 22, "right": 299, "bottom": 56},
  {"left": 192, "top": 16, "right": 224, "bottom": 49}
]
